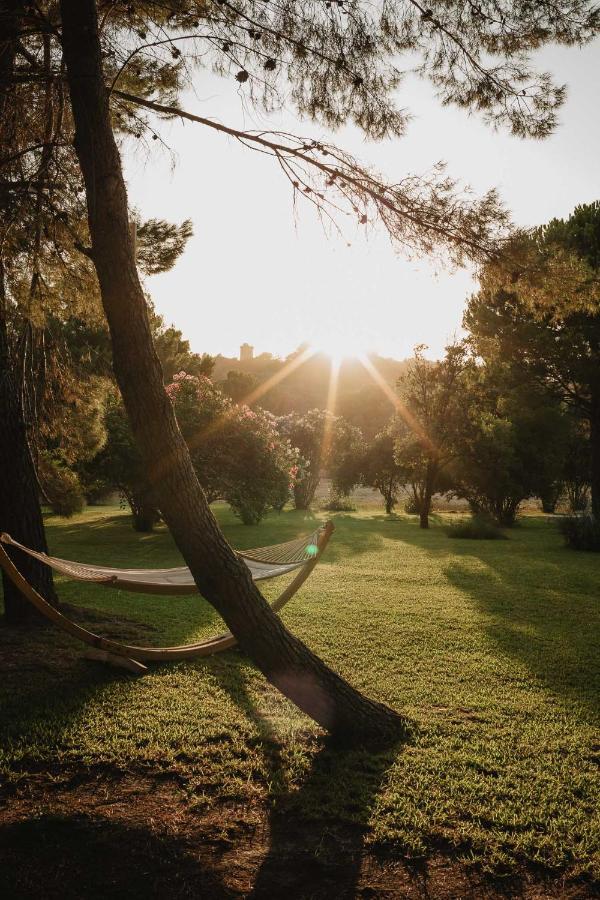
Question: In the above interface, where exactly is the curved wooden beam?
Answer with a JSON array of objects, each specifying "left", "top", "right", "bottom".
[{"left": 0, "top": 522, "right": 334, "bottom": 665}]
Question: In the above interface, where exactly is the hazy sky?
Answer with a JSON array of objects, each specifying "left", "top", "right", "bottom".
[{"left": 124, "top": 40, "right": 600, "bottom": 361}]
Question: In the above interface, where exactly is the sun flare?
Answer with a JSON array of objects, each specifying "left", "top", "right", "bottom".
[{"left": 309, "top": 332, "right": 368, "bottom": 366}]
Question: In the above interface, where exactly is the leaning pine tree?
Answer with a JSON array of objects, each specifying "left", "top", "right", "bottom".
[{"left": 54, "top": 0, "right": 599, "bottom": 736}]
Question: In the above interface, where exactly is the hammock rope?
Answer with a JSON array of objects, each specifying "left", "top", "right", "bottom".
[
  {"left": 0, "top": 522, "right": 334, "bottom": 672},
  {"left": 0, "top": 525, "right": 324, "bottom": 595}
]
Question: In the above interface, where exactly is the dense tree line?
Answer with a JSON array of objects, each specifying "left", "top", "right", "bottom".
[{"left": 348, "top": 204, "right": 599, "bottom": 538}]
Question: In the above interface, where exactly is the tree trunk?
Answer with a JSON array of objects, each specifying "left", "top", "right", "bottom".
[
  {"left": 0, "top": 293, "right": 58, "bottom": 623},
  {"left": 590, "top": 396, "right": 600, "bottom": 520},
  {"left": 59, "top": 0, "right": 404, "bottom": 740},
  {"left": 129, "top": 490, "right": 159, "bottom": 533},
  {"left": 419, "top": 464, "right": 435, "bottom": 529},
  {"left": 132, "top": 508, "right": 157, "bottom": 533},
  {"left": 540, "top": 483, "right": 561, "bottom": 514},
  {"left": 382, "top": 478, "right": 395, "bottom": 514},
  {"left": 293, "top": 470, "right": 320, "bottom": 510},
  {"left": 0, "top": 1, "right": 57, "bottom": 624}
]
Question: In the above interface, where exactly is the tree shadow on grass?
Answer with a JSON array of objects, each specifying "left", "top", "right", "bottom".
[
  {"left": 38, "top": 511, "right": 395, "bottom": 633},
  {"left": 206, "top": 652, "right": 412, "bottom": 899},
  {"left": 0, "top": 620, "right": 141, "bottom": 773},
  {"left": 314, "top": 513, "right": 391, "bottom": 564},
  {"left": 44, "top": 514, "right": 179, "bottom": 565},
  {"left": 396, "top": 516, "right": 600, "bottom": 722},
  {"left": 250, "top": 736, "right": 407, "bottom": 899},
  {"left": 444, "top": 553, "right": 600, "bottom": 721},
  {"left": 44, "top": 510, "right": 395, "bottom": 650},
  {"left": 210, "top": 658, "right": 563, "bottom": 898},
  {"left": 49, "top": 507, "right": 389, "bottom": 567},
  {"left": 0, "top": 813, "right": 234, "bottom": 900},
  {"left": 318, "top": 511, "right": 465, "bottom": 566}
]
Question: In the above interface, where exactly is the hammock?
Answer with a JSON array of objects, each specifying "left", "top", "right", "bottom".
[
  {"left": 0, "top": 523, "right": 334, "bottom": 673},
  {"left": 0, "top": 527, "right": 325, "bottom": 595}
]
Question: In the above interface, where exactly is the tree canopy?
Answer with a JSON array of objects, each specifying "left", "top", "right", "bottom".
[
  {"left": 6, "top": 0, "right": 600, "bottom": 287},
  {"left": 466, "top": 202, "right": 600, "bottom": 517}
]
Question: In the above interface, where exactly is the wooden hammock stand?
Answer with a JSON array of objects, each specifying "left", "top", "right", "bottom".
[{"left": 0, "top": 522, "right": 334, "bottom": 673}]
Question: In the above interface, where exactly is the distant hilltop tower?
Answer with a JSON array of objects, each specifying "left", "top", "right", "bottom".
[{"left": 240, "top": 342, "right": 254, "bottom": 362}]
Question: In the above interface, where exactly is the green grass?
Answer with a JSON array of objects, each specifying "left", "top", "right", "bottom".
[{"left": 1, "top": 505, "right": 599, "bottom": 878}]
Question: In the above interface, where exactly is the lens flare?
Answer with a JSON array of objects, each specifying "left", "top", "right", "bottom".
[{"left": 310, "top": 334, "right": 367, "bottom": 364}]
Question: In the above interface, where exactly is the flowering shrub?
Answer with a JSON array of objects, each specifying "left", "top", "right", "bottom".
[
  {"left": 277, "top": 409, "right": 363, "bottom": 509},
  {"left": 167, "top": 373, "right": 300, "bottom": 524}
]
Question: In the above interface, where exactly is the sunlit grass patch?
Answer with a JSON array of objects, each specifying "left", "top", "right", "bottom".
[{"left": 1, "top": 505, "right": 598, "bottom": 878}]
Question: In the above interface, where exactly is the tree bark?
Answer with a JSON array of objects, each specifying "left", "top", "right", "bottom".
[
  {"left": 419, "top": 464, "right": 435, "bottom": 529},
  {"left": 590, "top": 392, "right": 600, "bottom": 520},
  {"left": 293, "top": 470, "right": 320, "bottom": 510},
  {"left": 0, "top": 288, "right": 58, "bottom": 623},
  {"left": 59, "top": 0, "right": 405, "bottom": 739},
  {"left": 130, "top": 491, "right": 159, "bottom": 533},
  {"left": 0, "top": 1, "right": 58, "bottom": 624}
]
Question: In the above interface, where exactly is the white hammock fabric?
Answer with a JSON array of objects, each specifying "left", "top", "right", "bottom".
[
  {"left": 0, "top": 527, "right": 324, "bottom": 595},
  {"left": 0, "top": 523, "right": 334, "bottom": 669}
]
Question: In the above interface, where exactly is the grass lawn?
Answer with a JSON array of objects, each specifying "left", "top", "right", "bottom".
[{"left": 1, "top": 505, "right": 599, "bottom": 897}]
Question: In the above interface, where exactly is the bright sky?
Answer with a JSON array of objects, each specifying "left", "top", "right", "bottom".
[{"left": 124, "top": 40, "right": 600, "bottom": 362}]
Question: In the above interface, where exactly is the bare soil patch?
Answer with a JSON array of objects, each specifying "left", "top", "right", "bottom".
[{"left": 0, "top": 767, "right": 595, "bottom": 899}]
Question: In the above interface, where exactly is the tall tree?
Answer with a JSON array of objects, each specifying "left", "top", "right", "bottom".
[
  {"left": 449, "top": 365, "right": 570, "bottom": 525},
  {"left": 465, "top": 202, "right": 600, "bottom": 517},
  {"left": 394, "top": 345, "right": 464, "bottom": 528},
  {"left": 361, "top": 426, "right": 406, "bottom": 515},
  {"left": 279, "top": 409, "right": 361, "bottom": 510},
  {"left": 0, "top": 0, "right": 193, "bottom": 623},
  {"left": 0, "top": 1, "right": 59, "bottom": 621}
]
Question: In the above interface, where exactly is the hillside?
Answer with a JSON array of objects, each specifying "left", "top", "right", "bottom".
[{"left": 212, "top": 350, "right": 412, "bottom": 437}]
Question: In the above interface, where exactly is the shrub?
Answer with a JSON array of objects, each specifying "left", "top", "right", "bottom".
[
  {"left": 79, "top": 475, "right": 114, "bottom": 505},
  {"left": 539, "top": 482, "right": 562, "bottom": 514},
  {"left": 89, "top": 377, "right": 300, "bottom": 528},
  {"left": 447, "top": 515, "right": 507, "bottom": 540},
  {"left": 360, "top": 428, "right": 403, "bottom": 514},
  {"left": 40, "top": 456, "right": 86, "bottom": 518},
  {"left": 227, "top": 497, "right": 266, "bottom": 526},
  {"left": 167, "top": 374, "right": 301, "bottom": 525},
  {"left": 404, "top": 495, "right": 421, "bottom": 515},
  {"left": 559, "top": 514, "right": 600, "bottom": 551},
  {"left": 83, "top": 395, "right": 159, "bottom": 530},
  {"left": 278, "top": 410, "right": 362, "bottom": 510},
  {"left": 321, "top": 491, "right": 355, "bottom": 512}
]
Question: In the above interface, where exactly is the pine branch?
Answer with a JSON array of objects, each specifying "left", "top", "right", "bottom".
[{"left": 113, "top": 87, "right": 511, "bottom": 264}]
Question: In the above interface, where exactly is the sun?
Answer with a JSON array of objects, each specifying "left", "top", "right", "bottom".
[{"left": 309, "top": 332, "right": 368, "bottom": 366}]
